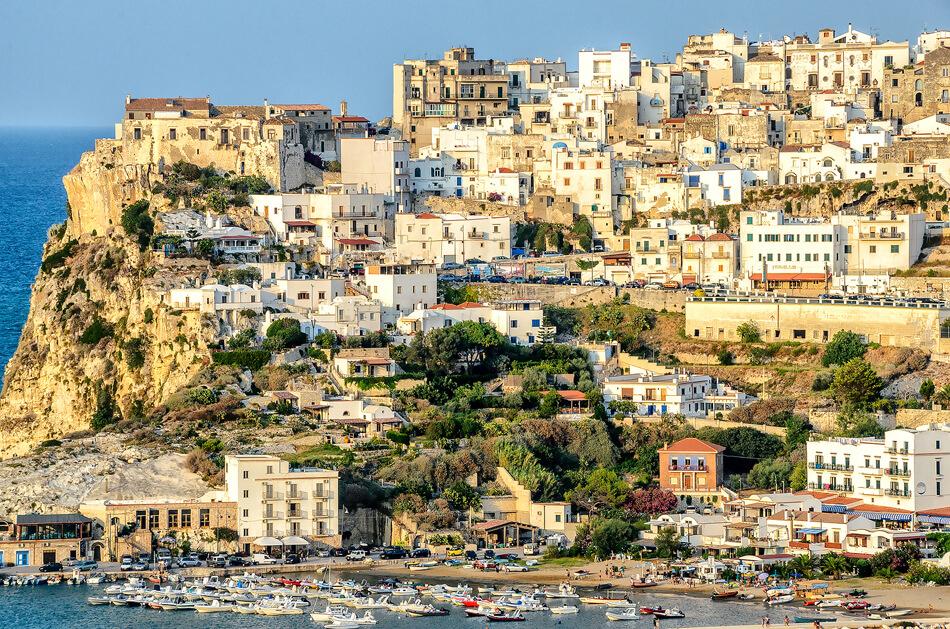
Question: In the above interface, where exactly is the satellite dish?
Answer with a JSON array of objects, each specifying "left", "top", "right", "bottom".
[{"left": 917, "top": 482, "right": 926, "bottom": 495}]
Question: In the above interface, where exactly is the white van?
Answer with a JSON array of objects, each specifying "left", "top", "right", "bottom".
[
  {"left": 252, "top": 553, "right": 278, "bottom": 565},
  {"left": 523, "top": 543, "right": 539, "bottom": 556}
]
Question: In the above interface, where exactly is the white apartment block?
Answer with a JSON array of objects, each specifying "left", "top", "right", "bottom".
[
  {"left": 224, "top": 454, "right": 340, "bottom": 553},
  {"left": 340, "top": 136, "right": 410, "bottom": 214},
  {"left": 398, "top": 300, "right": 546, "bottom": 345},
  {"left": 394, "top": 212, "right": 510, "bottom": 265},
  {"left": 779, "top": 142, "right": 854, "bottom": 184},
  {"left": 685, "top": 163, "right": 743, "bottom": 206},
  {"left": 364, "top": 263, "right": 437, "bottom": 325},
  {"left": 272, "top": 278, "right": 345, "bottom": 311},
  {"left": 602, "top": 371, "right": 752, "bottom": 417},
  {"left": 578, "top": 43, "right": 637, "bottom": 89},
  {"left": 550, "top": 142, "right": 616, "bottom": 240},
  {"left": 504, "top": 57, "right": 573, "bottom": 108},
  {"left": 806, "top": 424, "right": 950, "bottom": 512}
]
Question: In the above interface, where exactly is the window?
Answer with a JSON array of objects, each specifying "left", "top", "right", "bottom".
[
  {"left": 890, "top": 244, "right": 899, "bottom": 253},
  {"left": 167, "top": 510, "right": 179, "bottom": 528},
  {"left": 169, "top": 128, "right": 177, "bottom": 140},
  {"left": 242, "top": 470, "right": 248, "bottom": 479},
  {"left": 297, "top": 292, "right": 309, "bottom": 300},
  {"left": 199, "top": 128, "right": 207, "bottom": 141},
  {"left": 180, "top": 510, "right": 192, "bottom": 527},
  {"left": 199, "top": 509, "right": 210, "bottom": 527},
  {"left": 133, "top": 127, "right": 142, "bottom": 140}
]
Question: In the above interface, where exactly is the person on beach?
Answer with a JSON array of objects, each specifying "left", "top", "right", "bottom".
[
  {"left": 653, "top": 616, "right": 660, "bottom": 629},
  {"left": 784, "top": 615, "right": 790, "bottom": 626}
]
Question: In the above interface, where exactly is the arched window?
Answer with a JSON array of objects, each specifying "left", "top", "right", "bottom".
[
  {"left": 825, "top": 172, "right": 836, "bottom": 181},
  {"left": 822, "top": 158, "right": 834, "bottom": 168},
  {"left": 413, "top": 167, "right": 421, "bottom": 177},
  {"left": 915, "top": 92, "right": 923, "bottom": 107},
  {"left": 915, "top": 79, "right": 923, "bottom": 91},
  {"left": 785, "top": 173, "right": 798, "bottom": 184}
]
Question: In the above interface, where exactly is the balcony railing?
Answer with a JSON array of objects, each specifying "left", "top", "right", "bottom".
[
  {"left": 885, "top": 468, "right": 911, "bottom": 477},
  {"left": 885, "top": 489, "right": 911, "bottom": 497},
  {"left": 861, "top": 232, "right": 904, "bottom": 240},
  {"left": 809, "top": 462, "right": 854, "bottom": 471},
  {"left": 287, "top": 511, "right": 308, "bottom": 519},
  {"left": 263, "top": 511, "right": 285, "bottom": 520},
  {"left": 711, "top": 251, "right": 732, "bottom": 259},
  {"left": 885, "top": 447, "right": 909, "bottom": 455},
  {"left": 669, "top": 464, "right": 707, "bottom": 472},
  {"left": 262, "top": 491, "right": 284, "bottom": 501},
  {"left": 287, "top": 490, "right": 308, "bottom": 500},
  {"left": 683, "top": 251, "right": 701, "bottom": 259}
]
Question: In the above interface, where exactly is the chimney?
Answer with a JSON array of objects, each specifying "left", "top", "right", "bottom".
[
  {"left": 340, "top": 100, "right": 348, "bottom": 116},
  {"left": 264, "top": 98, "right": 269, "bottom": 109},
  {"left": 619, "top": 42, "right": 631, "bottom": 51},
  {"left": 125, "top": 94, "right": 131, "bottom": 105}
]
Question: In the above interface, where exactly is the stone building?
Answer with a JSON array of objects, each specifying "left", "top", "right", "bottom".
[
  {"left": 119, "top": 96, "right": 307, "bottom": 191},
  {"left": 881, "top": 46, "right": 950, "bottom": 127},
  {"left": 684, "top": 110, "right": 769, "bottom": 150}
]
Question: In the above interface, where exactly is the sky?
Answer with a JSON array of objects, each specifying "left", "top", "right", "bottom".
[{"left": 1, "top": 0, "right": 948, "bottom": 127}]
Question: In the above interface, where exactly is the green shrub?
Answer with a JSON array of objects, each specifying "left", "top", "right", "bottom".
[
  {"left": 121, "top": 199, "right": 154, "bottom": 250},
  {"left": 736, "top": 321, "right": 761, "bottom": 343},
  {"left": 822, "top": 330, "right": 866, "bottom": 367},
  {"left": 142, "top": 308, "right": 154, "bottom": 324},
  {"left": 41, "top": 239, "right": 78, "bottom": 273},
  {"left": 212, "top": 349, "right": 270, "bottom": 371},
  {"left": 263, "top": 318, "right": 307, "bottom": 351},
  {"left": 717, "top": 349, "right": 734, "bottom": 365},
  {"left": 80, "top": 318, "right": 113, "bottom": 345},
  {"left": 228, "top": 328, "right": 256, "bottom": 349},
  {"left": 123, "top": 337, "right": 146, "bottom": 369}
]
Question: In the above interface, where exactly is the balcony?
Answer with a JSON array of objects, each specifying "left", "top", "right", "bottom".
[
  {"left": 262, "top": 491, "right": 284, "bottom": 501},
  {"left": 885, "top": 468, "right": 911, "bottom": 478},
  {"left": 861, "top": 232, "right": 904, "bottom": 240},
  {"left": 263, "top": 511, "right": 285, "bottom": 520},
  {"left": 885, "top": 447, "right": 909, "bottom": 455},
  {"left": 809, "top": 462, "right": 854, "bottom": 472},
  {"left": 859, "top": 466, "right": 884, "bottom": 476},
  {"left": 859, "top": 486, "right": 884, "bottom": 496},
  {"left": 467, "top": 232, "right": 487, "bottom": 240},
  {"left": 711, "top": 251, "right": 732, "bottom": 259},
  {"left": 287, "top": 510, "right": 308, "bottom": 519},
  {"left": 683, "top": 251, "right": 701, "bottom": 259},
  {"left": 336, "top": 211, "right": 378, "bottom": 220},
  {"left": 669, "top": 465, "right": 707, "bottom": 472},
  {"left": 885, "top": 489, "right": 911, "bottom": 497},
  {"left": 287, "top": 490, "right": 308, "bottom": 500}
]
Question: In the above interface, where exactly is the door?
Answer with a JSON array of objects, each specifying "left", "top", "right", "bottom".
[
  {"left": 683, "top": 475, "right": 693, "bottom": 490},
  {"left": 43, "top": 551, "right": 57, "bottom": 564},
  {"left": 15, "top": 550, "right": 29, "bottom": 566}
]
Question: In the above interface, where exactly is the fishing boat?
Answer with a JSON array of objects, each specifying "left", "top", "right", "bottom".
[
  {"left": 605, "top": 599, "right": 637, "bottom": 609},
  {"left": 550, "top": 605, "right": 579, "bottom": 614},
  {"left": 639, "top": 605, "right": 664, "bottom": 615},
  {"left": 843, "top": 600, "right": 870, "bottom": 611},
  {"left": 606, "top": 608, "right": 640, "bottom": 621},
  {"left": 408, "top": 562, "right": 437, "bottom": 572},
  {"left": 711, "top": 590, "right": 738, "bottom": 600},
  {"left": 487, "top": 610, "right": 526, "bottom": 622},
  {"left": 654, "top": 607, "right": 685, "bottom": 619},
  {"left": 351, "top": 595, "right": 389, "bottom": 609},
  {"left": 257, "top": 604, "right": 304, "bottom": 616},
  {"left": 630, "top": 577, "right": 659, "bottom": 588},
  {"left": 404, "top": 604, "right": 449, "bottom": 617}
]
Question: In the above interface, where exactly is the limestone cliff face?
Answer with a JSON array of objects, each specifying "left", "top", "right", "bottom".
[{"left": 0, "top": 143, "right": 213, "bottom": 458}]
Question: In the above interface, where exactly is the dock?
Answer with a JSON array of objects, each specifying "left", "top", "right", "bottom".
[{"left": 680, "top": 618, "right": 950, "bottom": 629}]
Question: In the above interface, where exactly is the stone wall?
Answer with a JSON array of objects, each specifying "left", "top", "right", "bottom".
[
  {"left": 466, "top": 284, "right": 687, "bottom": 311},
  {"left": 896, "top": 408, "right": 950, "bottom": 428},
  {"left": 626, "top": 415, "right": 788, "bottom": 437},
  {"left": 340, "top": 506, "right": 391, "bottom": 547}
]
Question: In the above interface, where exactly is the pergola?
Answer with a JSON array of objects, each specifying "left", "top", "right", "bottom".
[{"left": 472, "top": 519, "right": 539, "bottom": 549}]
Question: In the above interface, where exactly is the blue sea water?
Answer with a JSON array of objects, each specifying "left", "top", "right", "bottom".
[
  {"left": 0, "top": 582, "right": 800, "bottom": 628},
  {"left": 0, "top": 127, "right": 109, "bottom": 376}
]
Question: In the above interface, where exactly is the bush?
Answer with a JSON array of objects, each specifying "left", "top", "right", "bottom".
[
  {"left": 121, "top": 199, "right": 154, "bottom": 250},
  {"left": 228, "top": 328, "right": 256, "bottom": 350},
  {"left": 123, "top": 337, "right": 146, "bottom": 369},
  {"left": 80, "top": 318, "right": 113, "bottom": 345},
  {"left": 187, "top": 388, "right": 218, "bottom": 405},
  {"left": 263, "top": 319, "right": 308, "bottom": 352},
  {"left": 736, "top": 321, "right": 761, "bottom": 343},
  {"left": 143, "top": 308, "right": 154, "bottom": 324},
  {"left": 41, "top": 239, "right": 78, "bottom": 274},
  {"left": 812, "top": 371, "right": 834, "bottom": 391},
  {"left": 716, "top": 349, "right": 734, "bottom": 366},
  {"left": 212, "top": 349, "right": 270, "bottom": 371},
  {"left": 90, "top": 386, "right": 118, "bottom": 430},
  {"left": 822, "top": 330, "right": 866, "bottom": 367}
]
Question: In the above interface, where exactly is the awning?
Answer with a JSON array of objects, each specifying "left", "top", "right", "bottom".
[
  {"left": 796, "top": 528, "right": 826, "bottom": 535},
  {"left": 821, "top": 504, "right": 847, "bottom": 513},
  {"left": 253, "top": 536, "right": 283, "bottom": 547},
  {"left": 919, "top": 514, "right": 950, "bottom": 525},
  {"left": 852, "top": 510, "right": 912, "bottom": 522},
  {"left": 281, "top": 536, "right": 310, "bottom": 546}
]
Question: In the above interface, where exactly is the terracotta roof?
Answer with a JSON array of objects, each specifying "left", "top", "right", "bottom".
[
  {"left": 272, "top": 391, "right": 298, "bottom": 400},
  {"left": 415, "top": 212, "right": 439, "bottom": 219},
  {"left": 285, "top": 220, "right": 316, "bottom": 227},
  {"left": 125, "top": 97, "right": 209, "bottom": 112},
  {"left": 756, "top": 553, "right": 794, "bottom": 560},
  {"left": 685, "top": 234, "right": 705, "bottom": 242},
  {"left": 850, "top": 503, "right": 911, "bottom": 515},
  {"left": 706, "top": 232, "right": 733, "bottom": 242},
  {"left": 430, "top": 301, "right": 483, "bottom": 310},
  {"left": 750, "top": 272, "right": 828, "bottom": 281},
  {"left": 336, "top": 238, "right": 378, "bottom": 246},
  {"left": 557, "top": 390, "right": 588, "bottom": 401},
  {"left": 334, "top": 115, "right": 369, "bottom": 123},
  {"left": 495, "top": 167, "right": 514, "bottom": 173},
  {"left": 661, "top": 437, "right": 725, "bottom": 454},
  {"left": 919, "top": 507, "right": 950, "bottom": 517},
  {"left": 749, "top": 54, "right": 782, "bottom": 62}
]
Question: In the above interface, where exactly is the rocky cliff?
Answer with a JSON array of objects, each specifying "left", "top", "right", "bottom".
[{"left": 0, "top": 142, "right": 214, "bottom": 458}]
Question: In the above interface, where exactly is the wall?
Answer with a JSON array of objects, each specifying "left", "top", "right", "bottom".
[
  {"left": 465, "top": 284, "right": 687, "bottom": 311},
  {"left": 622, "top": 415, "right": 788, "bottom": 437}
]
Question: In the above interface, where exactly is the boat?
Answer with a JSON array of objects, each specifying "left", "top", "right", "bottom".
[
  {"left": 606, "top": 608, "right": 640, "bottom": 621},
  {"left": 487, "top": 610, "right": 525, "bottom": 622},
  {"left": 195, "top": 599, "right": 235, "bottom": 613},
  {"left": 466, "top": 605, "right": 502, "bottom": 617},
  {"left": 843, "top": 600, "right": 870, "bottom": 611},
  {"left": 351, "top": 595, "right": 389, "bottom": 609},
  {"left": 86, "top": 596, "right": 112, "bottom": 606},
  {"left": 353, "top": 611, "right": 378, "bottom": 625},
  {"left": 794, "top": 616, "right": 836, "bottom": 624},
  {"left": 550, "top": 605, "right": 579, "bottom": 614},
  {"left": 324, "top": 621, "right": 359, "bottom": 629},
  {"left": 605, "top": 599, "right": 637, "bottom": 609},
  {"left": 654, "top": 607, "right": 685, "bottom": 619},
  {"left": 408, "top": 563, "right": 435, "bottom": 572},
  {"left": 310, "top": 605, "right": 353, "bottom": 621},
  {"left": 639, "top": 606, "right": 664, "bottom": 615},
  {"left": 580, "top": 595, "right": 621, "bottom": 605},
  {"left": 544, "top": 582, "right": 578, "bottom": 599},
  {"left": 767, "top": 594, "right": 795, "bottom": 605},
  {"left": 711, "top": 590, "right": 738, "bottom": 600},
  {"left": 404, "top": 605, "right": 450, "bottom": 617},
  {"left": 630, "top": 578, "right": 659, "bottom": 588},
  {"left": 738, "top": 593, "right": 757, "bottom": 600},
  {"left": 845, "top": 588, "right": 867, "bottom": 598},
  {"left": 257, "top": 604, "right": 304, "bottom": 616}
]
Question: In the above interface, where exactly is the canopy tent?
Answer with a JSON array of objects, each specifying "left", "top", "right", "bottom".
[
  {"left": 253, "top": 536, "right": 283, "bottom": 547},
  {"left": 281, "top": 536, "right": 310, "bottom": 546},
  {"left": 796, "top": 527, "right": 827, "bottom": 535}
]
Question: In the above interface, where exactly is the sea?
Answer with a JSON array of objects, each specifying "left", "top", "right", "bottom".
[
  {"left": 0, "top": 581, "right": 802, "bottom": 628},
  {"left": 0, "top": 127, "right": 109, "bottom": 376}
]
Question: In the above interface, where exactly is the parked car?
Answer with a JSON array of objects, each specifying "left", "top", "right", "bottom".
[
  {"left": 592, "top": 245, "right": 604, "bottom": 252},
  {"left": 316, "top": 549, "right": 331, "bottom": 558},
  {"left": 283, "top": 554, "right": 301, "bottom": 565},
  {"left": 252, "top": 553, "right": 279, "bottom": 565},
  {"left": 74, "top": 560, "right": 98, "bottom": 572},
  {"left": 228, "top": 555, "right": 252, "bottom": 567},
  {"left": 495, "top": 553, "right": 519, "bottom": 561},
  {"left": 39, "top": 562, "right": 63, "bottom": 573},
  {"left": 473, "top": 560, "right": 497, "bottom": 571},
  {"left": 504, "top": 564, "right": 530, "bottom": 572},
  {"left": 644, "top": 281, "right": 664, "bottom": 290},
  {"left": 485, "top": 275, "right": 507, "bottom": 283},
  {"left": 330, "top": 548, "right": 349, "bottom": 557},
  {"left": 380, "top": 547, "right": 407, "bottom": 560},
  {"left": 523, "top": 543, "right": 539, "bottom": 556},
  {"left": 508, "top": 276, "right": 527, "bottom": 284},
  {"left": 130, "top": 561, "right": 148, "bottom": 571},
  {"left": 483, "top": 549, "right": 496, "bottom": 559},
  {"left": 446, "top": 546, "right": 465, "bottom": 557},
  {"left": 682, "top": 282, "right": 700, "bottom": 291},
  {"left": 409, "top": 548, "right": 431, "bottom": 559},
  {"left": 441, "top": 262, "right": 463, "bottom": 270},
  {"left": 464, "top": 550, "right": 477, "bottom": 561},
  {"left": 119, "top": 555, "right": 134, "bottom": 571},
  {"left": 346, "top": 550, "right": 367, "bottom": 562},
  {"left": 662, "top": 281, "right": 681, "bottom": 290},
  {"left": 542, "top": 251, "right": 561, "bottom": 258},
  {"left": 178, "top": 555, "right": 201, "bottom": 568},
  {"left": 208, "top": 554, "right": 228, "bottom": 568}
]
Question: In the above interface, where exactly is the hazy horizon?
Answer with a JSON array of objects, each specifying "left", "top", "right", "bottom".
[{"left": 1, "top": 0, "right": 947, "bottom": 127}]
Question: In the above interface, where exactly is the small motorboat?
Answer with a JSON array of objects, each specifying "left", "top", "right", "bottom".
[
  {"left": 606, "top": 608, "right": 640, "bottom": 621},
  {"left": 639, "top": 605, "right": 664, "bottom": 615},
  {"left": 487, "top": 610, "right": 526, "bottom": 622},
  {"left": 86, "top": 596, "right": 112, "bottom": 606},
  {"left": 630, "top": 578, "right": 658, "bottom": 588},
  {"left": 324, "top": 621, "right": 359, "bottom": 629},
  {"left": 794, "top": 616, "right": 836, "bottom": 624},
  {"left": 767, "top": 594, "right": 795, "bottom": 605},
  {"left": 738, "top": 592, "right": 757, "bottom": 600},
  {"left": 544, "top": 582, "right": 579, "bottom": 599},
  {"left": 654, "top": 607, "right": 685, "bottom": 619},
  {"left": 845, "top": 588, "right": 867, "bottom": 598},
  {"left": 195, "top": 599, "right": 235, "bottom": 613},
  {"left": 580, "top": 596, "right": 620, "bottom": 605},
  {"left": 404, "top": 604, "right": 449, "bottom": 617},
  {"left": 606, "top": 599, "right": 637, "bottom": 609},
  {"left": 550, "top": 605, "right": 579, "bottom": 614},
  {"left": 711, "top": 590, "right": 738, "bottom": 601}
]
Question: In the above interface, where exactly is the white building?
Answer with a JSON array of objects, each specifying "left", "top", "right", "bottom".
[
  {"left": 394, "top": 212, "right": 510, "bottom": 265},
  {"left": 340, "top": 136, "right": 410, "bottom": 215},
  {"left": 550, "top": 141, "right": 617, "bottom": 241},
  {"left": 685, "top": 163, "right": 743, "bottom": 206},
  {"left": 504, "top": 57, "right": 573, "bottom": 108},
  {"left": 224, "top": 454, "right": 340, "bottom": 553},
  {"left": 363, "top": 263, "right": 437, "bottom": 325},
  {"left": 602, "top": 371, "right": 752, "bottom": 417},
  {"left": 397, "top": 299, "right": 546, "bottom": 345},
  {"left": 578, "top": 43, "right": 637, "bottom": 89},
  {"left": 806, "top": 424, "right": 950, "bottom": 512},
  {"left": 779, "top": 142, "right": 854, "bottom": 184}
]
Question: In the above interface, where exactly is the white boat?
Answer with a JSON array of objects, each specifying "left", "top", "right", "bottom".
[
  {"left": 544, "top": 582, "right": 579, "bottom": 599},
  {"left": 354, "top": 611, "right": 378, "bottom": 625},
  {"left": 767, "top": 594, "right": 795, "bottom": 605},
  {"left": 310, "top": 605, "right": 353, "bottom": 621},
  {"left": 86, "top": 596, "right": 112, "bottom": 606},
  {"left": 351, "top": 595, "right": 389, "bottom": 609},
  {"left": 606, "top": 599, "right": 637, "bottom": 609},
  {"left": 606, "top": 608, "right": 640, "bottom": 621},
  {"left": 324, "top": 622, "right": 359, "bottom": 629},
  {"left": 550, "top": 605, "right": 579, "bottom": 614},
  {"left": 194, "top": 599, "right": 235, "bottom": 613},
  {"left": 390, "top": 586, "right": 418, "bottom": 597},
  {"left": 257, "top": 604, "right": 304, "bottom": 616}
]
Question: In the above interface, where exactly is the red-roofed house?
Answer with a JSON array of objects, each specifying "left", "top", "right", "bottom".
[{"left": 658, "top": 438, "right": 726, "bottom": 505}]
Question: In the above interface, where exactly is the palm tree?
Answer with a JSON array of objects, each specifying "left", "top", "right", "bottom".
[
  {"left": 821, "top": 553, "right": 849, "bottom": 580},
  {"left": 933, "top": 384, "right": 950, "bottom": 408},
  {"left": 788, "top": 553, "right": 816, "bottom": 579},
  {"left": 576, "top": 258, "right": 600, "bottom": 284}
]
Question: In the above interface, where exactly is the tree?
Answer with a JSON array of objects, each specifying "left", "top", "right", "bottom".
[
  {"left": 625, "top": 487, "right": 677, "bottom": 516},
  {"left": 784, "top": 414, "right": 811, "bottom": 450},
  {"left": 576, "top": 258, "right": 600, "bottom": 283},
  {"left": 567, "top": 419, "right": 619, "bottom": 468},
  {"left": 90, "top": 384, "right": 118, "bottom": 430},
  {"left": 567, "top": 468, "right": 629, "bottom": 514},
  {"left": 407, "top": 321, "right": 505, "bottom": 376},
  {"left": 571, "top": 216, "right": 594, "bottom": 252},
  {"left": 717, "top": 349, "right": 734, "bottom": 365},
  {"left": 822, "top": 330, "right": 866, "bottom": 367},
  {"left": 588, "top": 518, "right": 637, "bottom": 558},
  {"left": 537, "top": 391, "right": 560, "bottom": 419},
  {"left": 788, "top": 553, "right": 816, "bottom": 578},
  {"left": 736, "top": 321, "right": 761, "bottom": 343},
  {"left": 443, "top": 482, "right": 480, "bottom": 511},
  {"left": 746, "top": 459, "right": 794, "bottom": 490},
  {"left": 654, "top": 526, "right": 684, "bottom": 559},
  {"left": 934, "top": 384, "right": 950, "bottom": 407},
  {"left": 830, "top": 358, "right": 883, "bottom": 409},
  {"left": 920, "top": 378, "right": 936, "bottom": 401},
  {"left": 789, "top": 461, "right": 808, "bottom": 491},
  {"left": 121, "top": 199, "right": 154, "bottom": 250},
  {"left": 821, "top": 553, "right": 849, "bottom": 579},
  {"left": 262, "top": 318, "right": 307, "bottom": 352},
  {"left": 835, "top": 409, "right": 884, "bottom": 438}
]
